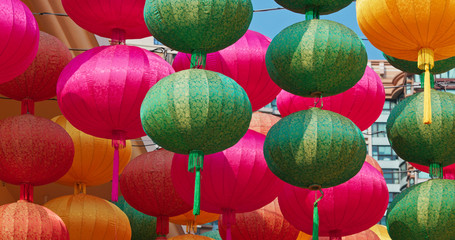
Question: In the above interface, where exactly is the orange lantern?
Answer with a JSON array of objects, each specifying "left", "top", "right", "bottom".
[
  {"left": 357, "top": 0, "right": 455, "bottom": 124},
  {"left": 248, "top": 112, "right": 281, "bottom": 136},
  {"left": 170, "top": 210, "right": 219, "bottom": 233},
  {"left": 297, "top": 232, "right": 312, "bottom": 240},
  {"left": 365, "top": 155, "right": 383, "bottom": 175},
  {"left": 369, "top": 225, "right": 391, "bottom": 240}
]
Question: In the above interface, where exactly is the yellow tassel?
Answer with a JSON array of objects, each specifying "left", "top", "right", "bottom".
[{"left": 418, "top": 48, "right": 434, "bottom": 125}]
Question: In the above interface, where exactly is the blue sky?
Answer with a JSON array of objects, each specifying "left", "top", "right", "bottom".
[{"left": 249, "top": 1, "right": 384, "bottom": 60}]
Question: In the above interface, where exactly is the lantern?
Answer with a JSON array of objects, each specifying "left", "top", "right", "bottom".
[
  {"left": 218, "top": 199, "right": 300, "bottom": 240},
  {"left": 297, "top": 232, "right": 312, "bottom": 240},
  {"left": 57, "top": 45, "right": 174, "bottom": 201},
  {"left": 387, "top": 179, "right": 455, "bottom": 240},
  {"left": 366, "top": 155, "right": 383, "bottom": 175},
  {"left": 0, "top": 114, "right": 74, "bottom": 201},
  {"left": 410, "top": 162, "right": 455, "bottom": 180},
  {"left": 0, "top": 0, "right": 39, "bottom": 84},
  {"left": 248, "top": 112, "right": 281, "bottom": 136},
  {"left": 170, "top": 210, "right": 219, "bottom": 234},
  {"left": 52, "top": 115, "right": 132, "bottom": 187},
  {"left": 274, "top": 0, "right": 353, "bottom": 15},
  {"left": 276, "top": 66, "right": 385, "bottom": 131},
  {"left": 384, "top": 54, "right": 455, "bottom": 75},
  {"left": 369, "top": 225, "right": 391, "bottom": 240},
  {"left": 387, "top": 90, "right": 455, "bottom": 177},
  {"left": 44, "top": 193, "right": 131, "bottom": 240},
  {"left": 172, "top": 30, "right": 282, "bottom": 111},
  {"left": 357, "top": 0, "right": 455, "bottom": 124},
  {"left": 62, "top": 0, "right": 150, "bottom": 40},
  {"left": 120, "top": 149, "right": 192, "bottom": 238},
  {"left": 113, "top": 196, "right": 158, "bottom": 240},
  {"left": 313, "top": 229, "right": 380, "bottom": 240},
  {"left": 144, "top": 0, "right": 253, "bottom": 55},
  {"left": 0, "top": 200, "right": 69, "bottom": 240},
  {"left": 168, "top": 235, "right": 213, "bottom": 240},
  {"left": 279, "top": 162, "right": 388, "bottom": 239},
  {"left": 266, "top": 20, "right": 367, "bottom": 97},
  {"left": 0, "top": 31, "right": 72, "bottom": 114},
  {"left": 201, "top": 231, "right": 221, "bottom": 240},
  {"left": 172, "top": 130, "right": 282, "bottom": 240}
]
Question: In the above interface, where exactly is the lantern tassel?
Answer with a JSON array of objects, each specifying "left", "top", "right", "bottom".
[
  {"left": 312, "top": 189, "right": 324, "bottom": 240},
  {"left": 74, "top": 182, "right": 86, "bottom": 195},
  {"left": 21, "top": 99, "right": 34, "bottom": 115},
  {"left": 430, "top": 163, "right": 443, "bottom": 179},
  {"left": 111, "top": 131, "right": 126, "bottom": 202},
  {"left": 417, "top": 48, "right": 434, "bottom": 125},
  {"left": 156, "top": 216, "right": 169, "bottom": 236},
  {"left": 188, "top": 150, "right": 204, "bottom": 216},
  {"left": 222, "top": 210, "right": 236, "bottom": 240},
  {"left": 190, "top": 51, "right": 207, "bottom": 69},
  {"left": 19, "top": 183, "right": 33, "bottom": 202},
  {"left": 305, "top": 7, "right": 320, "bottom": 20}
]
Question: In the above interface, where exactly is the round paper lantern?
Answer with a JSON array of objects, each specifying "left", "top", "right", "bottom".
[
  {"left": 45, "top": 193, "right": 131, "bottom": 240},
  {"left": 168, "top": 235, "right": 213, "bottom": 240},
  {"left": 410, "top": 162, "right": 455, "bottom": 180},
  {"left": 218, "top": 199, "right": 300, "bottom": 240},
  {"left": 0, "top": 31, "right": 72, "bottom": 114},
  {"left": 313, "top": 229, "right": 380, "bottom": 240},
  {"left": 274, "top": 0, "right": 352, "bottom": 15},
  {"left": 113, "top": 196, "right": 158, "bottom": 240},
  {"left": 369, "top": 225, "right": 391, "bottom": 240},
  {"left": 62, "top": 0, "right": 150, "bottom": 40},
  {"left": 276, "top": 66, "right": 384, "bottom": 131},
  {"left": 384, "top": 54, "right": 455, "bottom": 75},
  {"left": 144, "top": 0, "right": 253, "bottom": 54},
  {"left": 279, "top": 162, "right": 388, "bottom": 238},
  {"left": 365, "top": 155, "right": 383, "bottom": 175},
  {"left": 297, "top": 232, "right": 312, "bottom": 240},
  {"left": 248, "top": 112, "right": 281, "bottom": 136},
  {"left": 52, "top": 115, "right": 132, "bottom": 187},
  {"left": 387, "top": 90, "right": 455, "bottom": 177},
  {"left": 0, "top": 200, "right": 69, "bottom": 240},
  {"left": 0, "top": 0, "right": 39, "bottom": 84},
  {"left": 120, "top": 149, "right": 192, "bottom": 237},
  {"left": 387, "top": 179, "right": 455, "bottom": 240},
  {"left": 172, "top": 30, "right": 282, "bottom": 111},
  {"left": 264, "top": 108, "right": 366, "bottom": 189},
  {"left": 266, "top": 20, "right": 367, "bottom": 97},
  {"left": 170, "top": 210, "right": 219, "bottom": 233},
  {"left": 201, "top": 231, "right": 221, "bottom": 240}
]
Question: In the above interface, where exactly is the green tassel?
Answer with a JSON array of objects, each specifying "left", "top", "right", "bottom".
[
  {"left": 188, "top": 150, "right": 204, "bottom": 216},
  {"left": 420, "top": 73, "right": 435, "bottom": 88},
  {"left": 312, "top": 190, "right": 324, "bottom": 240},
  {"left": 190, "top": 51, "right": 207, "bottom": 69},
  {"left": 429, "top": 162, "right": 443, "bottom": 179},
  {"left": 305, "top": 8, "right": 320, "bottom": 20}
]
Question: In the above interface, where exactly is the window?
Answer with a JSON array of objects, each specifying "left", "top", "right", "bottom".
[
  {"left": 400, "top": 163, "right": 407, "bottom": 180},
  {"left": 371, "top": 123, "right": 387, "bottom": 137},
  {"left": 373, "top": 145, "right": 398, "bottom": 161},
  {"left": 379, "top": 216, "right": 387, "bottom": 225},
  {"left": 383, "top": 168, "right": 400, "bottom": 184},
  {"left": 382, "top": 100, "right": 397, "bottom": 113},
  {"left": 154, "top": 38, "right": 163, "bottom": 45},
  {"left": 388, "top": 192, "right": 399, "bottom": 207}
]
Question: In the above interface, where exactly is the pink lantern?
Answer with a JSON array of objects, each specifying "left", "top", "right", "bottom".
[
  {"left": 276, "top": 66, "right": 385, "bottom": 131},
  {"left": 61, "top": 0, "right": 150, "bottom": 40},
  {"left": 0, "top": 0, "right": 39, "bottom": 84},
  {"left": 57, "top": 45, "right": 174, "bottom": 201},
  {"left": 279, "top": 162, "right": 388, "bottom": 239},
  {"left": 172, "top": 30, "right": 282, "bottom": 111},
  {"left": 410, "top": 162, "right": 455, "bottom": 179},
  {"left": 172, "top": 130, "right": 283, "bottom": 240}
]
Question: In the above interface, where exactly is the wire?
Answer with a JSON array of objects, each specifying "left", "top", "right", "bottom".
[
  {"left": 253, "top": 7, "right": 285, "bottom": 12},
  {"left": 32, "top": 12, "right": 68, "bottom": 17}
]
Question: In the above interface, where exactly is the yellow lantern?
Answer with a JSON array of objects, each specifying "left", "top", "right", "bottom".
[
  {"left": 369, "top": 225, "right": 391, "bottom": 240},
  {"left": 44, "top": 193, "right": 131, "bottom": 240},
  {"left": 357, "top": 0, "right": 455, "bottom": 124},
  {"left": 169, "top": 235, "right": 213, "bottom": 240},
  {"left": 297, "top": 232, "right": 312, "bottom": 240},
  {"left": 169, "top": 210, "right": 219, "bottom": 233},
  {"left": 52, "top": 115, "right": 132, "bottom": 187}
]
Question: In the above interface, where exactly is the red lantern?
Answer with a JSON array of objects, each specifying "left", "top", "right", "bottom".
[
  {"left": 410, "top": 162, "right": 455, "bottom": 179},
  {"left": 0, "top": 31, "right": 72, "bottom": 114},
  {"left": 0, "top": 200, "right": 69, "bottom": 239},
  {"left": 120, "top": 149, "right": 192, "bottom": 238},
  {"left": 248, "top": 112, "right": 281, "bottom": 136},
  {"left": 219, "top": 199, "right": 299, "bottom": 240},
  {"left": 314, "top": 229, "right": 380, "bottom": 240},
  {"left": 0, "top": 0, "right": 39, "bottom": 84}
]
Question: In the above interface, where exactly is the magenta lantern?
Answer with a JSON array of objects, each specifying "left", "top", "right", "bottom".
[
  {"left": 61, "top": 0, "right": 150, "bottom": 40},
  {"left": 276, "top": 66, "right": 385, "bottom": 131},
  {"left": 410, "top": 162, "right": 455, "bottom": 179},
  {"left": 172, "top": 130, "right": 283, "bottom": 240},
  {"left": 57, "top": 45, "right": 174, "bottom": 201},
  {"left": 279, "top": 162, "right": 388, "bottom": 239},
  {"left": 172, "top": 30, "right": 281, "bottom": 111},
  {"left": 0, "top": 0, "right": 39, "bottom": 84}
]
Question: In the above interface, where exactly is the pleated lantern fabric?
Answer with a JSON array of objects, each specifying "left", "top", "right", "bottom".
[
  {"left": 248, "top": 112, "right": 281, "bottom": 136},
  {"left": 170, "top": 210, "right": 219, "bottom": 233},
  {"left": 264, "top": 108, "right": 366, "bottom": 189},
  {"left": 266, "top": 20, "right": 367, "bottom": 97},
  {"left": 218, "top": 199, "right": 300, "bottom": 240},
  {"left": 297, "top": 232, "right": 312, "bottom": 240},
  {"left": 313, "top": 229, "right": 380, "bottom": 240},
  {"left": 279, "top": 162, "right": 388, "bottom": 238},
  {"left": 168, "top": 235, "right": 213, "bottom": 240},
  {"left": 62, "top": 0, "right": 150, "bottom": 40},
  {"left": 0, "top": 31, "right": 72, "bottom": 114},
  {"left": 276, "top": 66, "right": 384, "bottom": 131},
  {"left": 172, "top": 30, "right": 282, "bottom": 111},
  {"left": 0, "top": 200, "right": 69, "bottom": 240},
  {"left": 369, "top": 225, "right": 391, "bottom": 240},
  {"left": 44, "top": 193, "right": 131, "bottom": 240},
  {"left": 201, "top": 231, "right": 222, "bottom": 240},
  {"left": 113, "top": 196, "right": 158, "bottom": 240},
  {"left": 143, "top": 0, "right": 253, "bottom": 54},
  {"left": 387, "top": 90, "right": 455, "bottom": 176},
  {"left": 274, "top": 0, "right": 353, "bottom": 15},
  {"left": 410, "top": 162, "right": 455, "bottom": 180},
  {"left": 365, "top": 155, "right": 383, "bottom": 175},
  {"left": 120, "top": 149, "right": 192, "bottom": 237},
  {"left": 384, "top": 54, "right": 455, "bottom": 75},
  {"left": 0, "top": 0, "right": 39, "bottom": 84},
  {"left": 387, "top": 179, "right": 455, "bottom": 240},
  {"left": 52, "top": 115, "right": 132, "bottom": 187}
]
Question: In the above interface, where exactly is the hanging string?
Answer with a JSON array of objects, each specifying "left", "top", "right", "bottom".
[
  {"left": 305, "top": 8, "right": 320, "bottom": 20},
  {"left": 20, "top": 183, "right": 33, "bottom": 202},
  {"left": 111, "top": 130, "right": 126, "bottom": 202},
  {"left": 21, "top": 99, "right": 35, "bottom": 115},
  {"left": 430, "top": 163, "right": 443, "bottom": 179},
  {"left": 312, "top": 189, "right": 324, "bottom": 240},
  {"left": 188, "top": 150, "right": 204, "bottom": 216},
  {"left": 74, "top": 182, "right": 87, "bottom": 195},
  {"left": 312, "top": 92, "right": 323, "bottom": 109},
  {"left": 156, "top": 216, "right": 170, "bottom": 237},
  {"left": 418, "top": 48, "right": 434, "bottom": 124},
  {"left": 111, "top": 28, "right": 126, "bottom": 45},
  {"left": 190, "top": 51, "right": 207, "bottom": 69},
  {"left": 222, "top": 210, "right": 236, "bottom": 240}
]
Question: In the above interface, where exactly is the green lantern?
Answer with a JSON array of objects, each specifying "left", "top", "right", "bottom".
[
  {"left": 141, "top": 69, "right": 252, "bottom": 215},
  {"left": 143, "top": 0, "right": 252, "bottom": 55},
  {"left": 201, "top": 230, "right": 222, "bottom": 240},
  {"left": 274, "top": 0, "right": 352, "bottom": 15},
  {"left": 113, "top": 196, "right": 158, "bottom": 240},
  {"left": 387, "top": 179, "right": 455, "bottom": 240},
  {"left": 265, "top": 20, "right": 367, "bottom": 97},
  {"left": 387, "top": 90, "right": 455, "bottom": 178},
  {"left": 263, "top": 108, "right": 366, "bottom": 189},
  {"left": 384, "top": 53, "right": 455, "bottom": 75}
]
